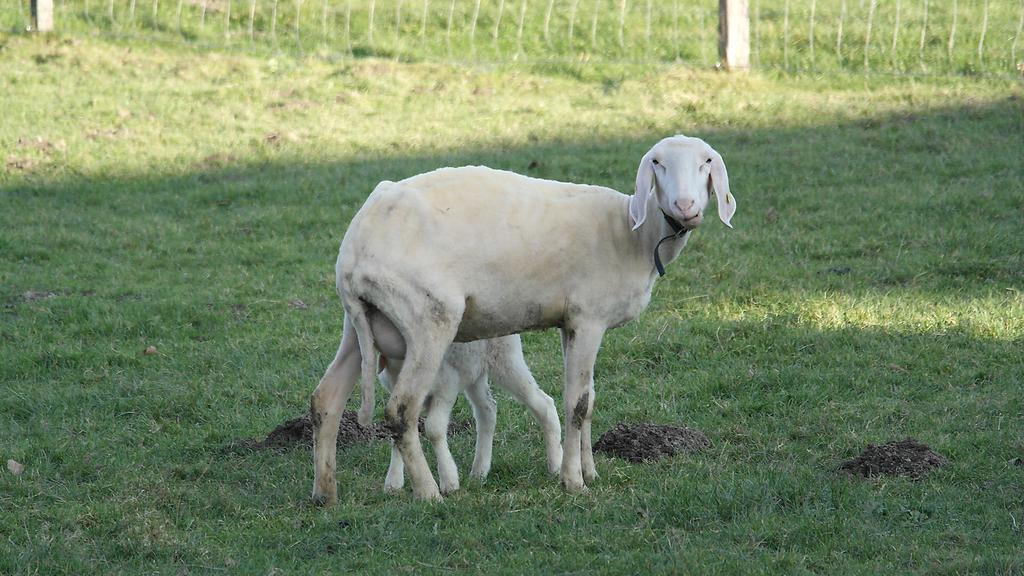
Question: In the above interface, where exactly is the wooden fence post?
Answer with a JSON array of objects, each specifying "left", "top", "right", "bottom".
[
  {"left": 718, "top": 0, "right": 749, "bottom": 70},
  {"left": 31, "top": 0, "right": 54, "bottom": 31}
]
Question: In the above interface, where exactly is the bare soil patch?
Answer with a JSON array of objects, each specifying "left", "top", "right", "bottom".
[
  {"left": 840, "top": 438, "right": 948, "bottom": 480},
  {"left": 229, "top": 410, "right": 473, "bottom": 451},
  {"left": 22, "top": 290, "right": 57, "bottom": 302},
  {"left": 594, "top": 423, "right": 710, "bottom": 463}
]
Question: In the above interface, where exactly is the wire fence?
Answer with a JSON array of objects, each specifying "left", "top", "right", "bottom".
[{"left": 7, "top": 0, "right": 1024, "bottom": 75}]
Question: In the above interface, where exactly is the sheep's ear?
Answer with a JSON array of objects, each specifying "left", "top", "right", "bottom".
[
  {"left": 709, "top": 150, "right": 736, "bottom": 228},
  {"left": 630, "top": 150, "right": 655, "bottom": 230}
]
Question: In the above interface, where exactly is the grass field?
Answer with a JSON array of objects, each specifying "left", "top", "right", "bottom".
[{"left": 2, "top": 25, "right": 1023, "bottom": 575}]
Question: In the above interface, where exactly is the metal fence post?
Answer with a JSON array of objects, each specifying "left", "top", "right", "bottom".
[
  {"left": 31, "top": 0, "right": 54, "bottom": 31},
  {"left": 718, "top": 0, "right": 750, "bottom": 70}
]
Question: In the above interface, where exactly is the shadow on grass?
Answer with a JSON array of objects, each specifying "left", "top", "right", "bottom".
[{"left": 2, "top": 95, "right": 1020, "bottom": 305}]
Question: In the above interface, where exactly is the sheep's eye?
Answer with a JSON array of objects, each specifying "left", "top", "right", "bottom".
[
  {"left": 705, "top": 158, "right": 712, "bottom": 164},
  {"left": 651, "top": 158, "right": 660, "bottom": 165}
]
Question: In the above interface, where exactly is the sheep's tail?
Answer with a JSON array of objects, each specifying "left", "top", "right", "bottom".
[{"left": 346, "top": 299, "right": 377, "bottom": 427}]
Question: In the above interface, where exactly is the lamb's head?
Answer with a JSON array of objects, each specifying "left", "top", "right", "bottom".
[{"left": 629, "top": 135, "right": 736, "bottom": 231}]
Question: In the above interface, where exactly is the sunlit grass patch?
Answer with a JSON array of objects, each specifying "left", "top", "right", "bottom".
[{"left": 706, "top": 290, "right": 1024, "bottom": 341}]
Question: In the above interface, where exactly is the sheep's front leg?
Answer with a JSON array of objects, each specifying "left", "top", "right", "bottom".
[{"left": 559, "top": 323, "right": 605, "bottom": 492}]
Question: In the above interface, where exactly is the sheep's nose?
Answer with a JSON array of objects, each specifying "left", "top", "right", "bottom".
[{"left": 674, "top": 199, "right": 700, "bottom": 222}]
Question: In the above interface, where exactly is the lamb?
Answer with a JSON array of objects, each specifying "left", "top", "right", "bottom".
[
  {"left": 376, "top": 335, "right": 562, "bottom": 495},
  {"left": 311, "top": 135, "right": 736, "bottom": 503}
]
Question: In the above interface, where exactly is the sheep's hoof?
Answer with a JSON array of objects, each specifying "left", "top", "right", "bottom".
[
  {"left": 468, "top": 464, "right": 490, "bottom": 481},
  {"left": 583, "top": 469, "right": 599, "bottom": 483},
  {"left": 414, "top": 487, "right": 443, "bottom": 502},
  {"left": 311, "top": 489, "right": 337, "bottom": 507},
  {"left": 383, "top": 482, "right": 405, "bottom": 495},
  {"left": 438, "top": 472, "right": 460, "bottom": 494},
  {"left": 560, "top": 476, "right": 587, "bottom": 493}
]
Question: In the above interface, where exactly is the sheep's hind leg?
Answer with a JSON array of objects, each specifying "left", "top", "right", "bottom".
[
  {"left": 311, "top": 317, "right": 362, "bottom": 506},
  {"left": 385, "top": 337, "right": 453, "bottom": 502}
]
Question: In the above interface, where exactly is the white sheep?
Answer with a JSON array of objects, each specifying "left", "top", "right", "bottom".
[
  {"left": 376, "top": 335, "right": 562, "bottom": 495},
  {"left": 311, "top": 135, "right": 736, "bottom": 502}
]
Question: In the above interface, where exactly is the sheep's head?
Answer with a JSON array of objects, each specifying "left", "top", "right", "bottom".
[{"left": 629, "top": 135, "right": 736, "bottom": 231}]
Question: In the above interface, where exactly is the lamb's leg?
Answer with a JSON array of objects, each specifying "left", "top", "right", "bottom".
[
  {"left": 423, "top": 379, "right": 462, "bottom": 494},
  {"left": 559, "top": 323, "right": 605, "bottom": 492},
  {"left": 311, "top": 317, "right": 362, "bottom": 506},
  {"left": 385, "top": 341, "right": 449, "bottom": 502},
  {"left": 489, "top": 337, "right": 562, "bottom": 476},
  {"left": 464, "top": 375, "right": 497, "bottom": 480},
  {"left": 579, "top": 384, "right": 598, "bottom": 483},
  {"left": 384, "top": 439, "right": 406, "bottom": 493},
  {"left": 380, "top": 360, "right": 406, "bottom": 493}
]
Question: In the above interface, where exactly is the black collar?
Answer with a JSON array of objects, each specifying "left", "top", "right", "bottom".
[
  {"left": 662, "top": 210, "right": 687, "bottom": 235},
  {"left": 653, "top": 210, "right": 688, "bottom": 277}
]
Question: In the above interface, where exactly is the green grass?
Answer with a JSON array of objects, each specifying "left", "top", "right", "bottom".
[{"left": 2, "top": 28, "right": 1023, "bottom": 574}]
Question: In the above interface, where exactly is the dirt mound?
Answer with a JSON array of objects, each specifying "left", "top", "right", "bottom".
[
  {"left": 594, "top": 423, "right": 710, "bottom": 463},
  {"left": 263, "top": 411, "right": 385, "bottom": 449},
  {"left": 840, "top": 439, "right": 948, "bottom": 480},
  {"left": 230, "top": 410, "right": 473, "bottom": 451}
]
